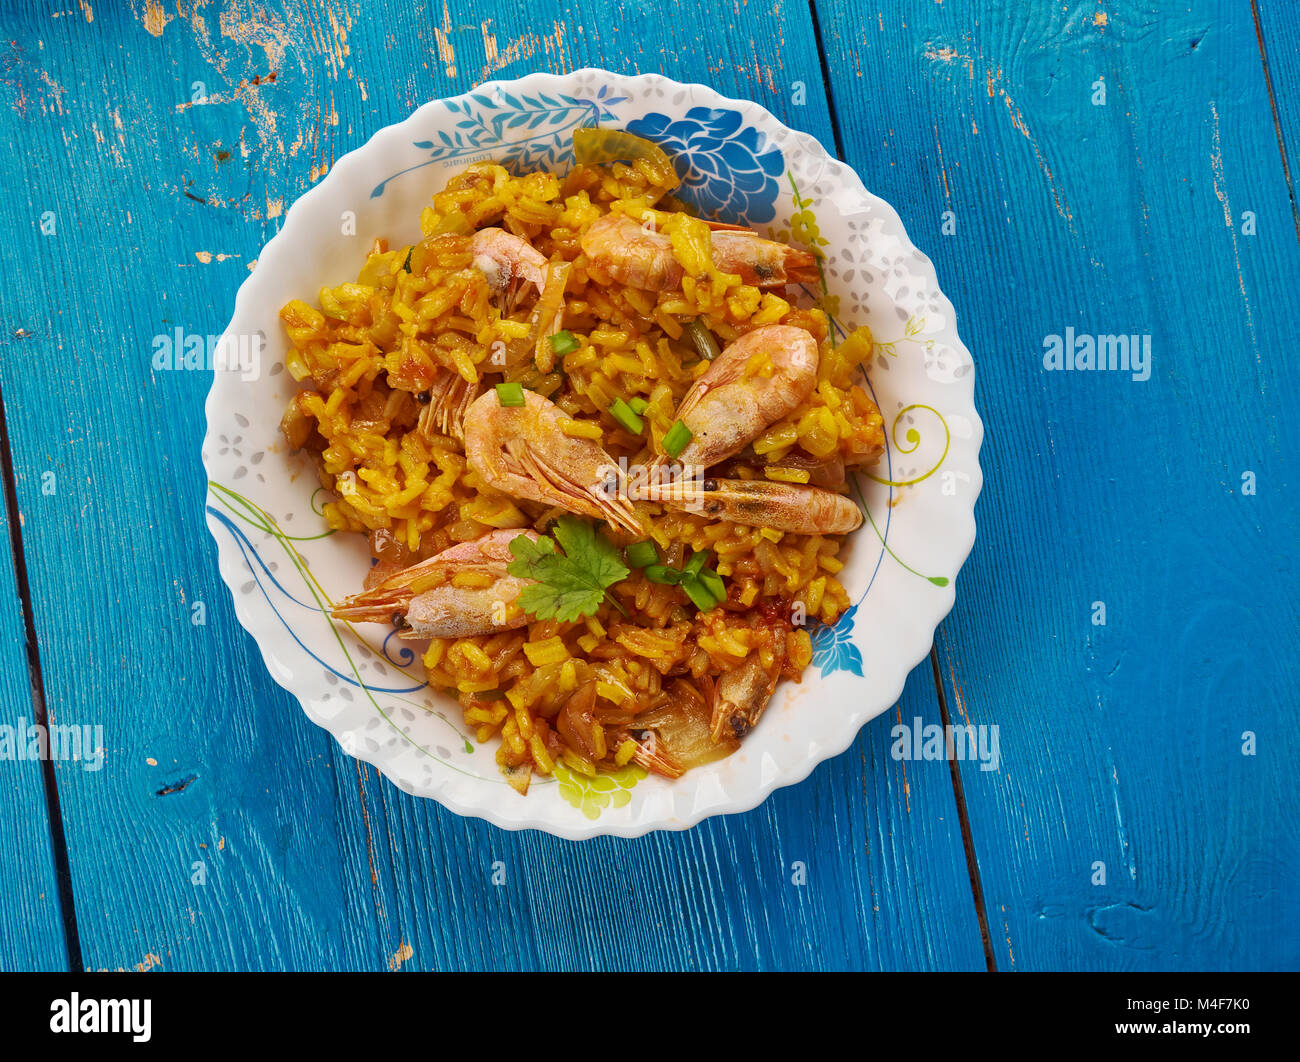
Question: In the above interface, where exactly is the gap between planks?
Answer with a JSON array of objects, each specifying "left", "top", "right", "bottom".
[
  {"left": 808, "top": 0, "right": 997, "bottom": 969},
  {"left": 1250, "top": 0, "right": 1300, "bottom": 244},
  {"left": 0, "top": 384, "right": 84, "bottom": 972},
  {"left": 930, "top": 648, "right": 997, "bottom": 971}
]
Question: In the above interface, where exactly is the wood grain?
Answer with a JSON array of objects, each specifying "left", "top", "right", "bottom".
[
  {"left": 0, "top": 419, "right": 67, "bottom": 972},
  {"left": 339, "top": 672, "right": 987, "bottom": 971},
  {"left": 1253, "top": 0, "right": 1300, "bottom": 239},
  {"left": 818, "top": 0, "right": 1300, "bottom": 969},
  {"left": 0, "top": 0, "right": 983, "bottom": 970}
]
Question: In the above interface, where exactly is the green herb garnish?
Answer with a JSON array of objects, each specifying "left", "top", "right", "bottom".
[
  {"left": 642, "top": 549, "right": 725, "bottom": 610},
  {"left": 507, "top": 516, "right": 629, "bottom": 621},
  {"left": 627, "top": 396, "right": 649, "bottom": 415},
  {"left": 681, "top": 575, "right": 719, "bottom": 611},
  {"left": 609, "top": 397, "right": 644, "bottom": 435},
  {"left": 644, "top": 563, "right": 682, "bottom": 585},
  {"left": 495, "top": 382, "right": 525, "bottom": 407},
  {"left": 625, "top": 540, "right": 659, "bottom": 568},
  {"left": 549, "top": 329, "right": 580, "bottom": 355},
  {"left": 683, "top": 549, "right": 711, "bottom": 577},
  {"left": 402, "top": 247, "right": 413, "bottom": 273},
  {"left": 698, "top": 568, "right": 726, "bottom": 602},
  {"left": 662, "top": 419, "right": 693, "bottom": 458}
]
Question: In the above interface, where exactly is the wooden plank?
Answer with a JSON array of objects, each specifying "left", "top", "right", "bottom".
[
  {"left": 0, "top": 1, "right": 983, "bottom": 970},
  {"left": 817, "top": 0, "right": 1300, "bottom": 969},
  {"left": 341, "top": 674, "right": 986, "bottom": 971},
  {"left": 0, "top": 399, "right": 68, "bottom": 971},
  {"left": 1252, "top": 0, "right": 1300, "bottom": 238}
]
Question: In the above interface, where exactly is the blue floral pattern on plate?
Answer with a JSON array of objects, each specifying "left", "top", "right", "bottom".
[
  {"left": 371, "top": 85, "right": 627, "bottom": 197},
  {"left": 811, "top": 602, "right": 864, "bottom": 677},
  {"left": 625, "top": 107, "right": 784, "bottom": 224}
]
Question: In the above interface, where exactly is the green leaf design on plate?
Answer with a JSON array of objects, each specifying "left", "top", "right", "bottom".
[
  {"left": 778, "top": 180, "right": 954, "bottom": 592},
  {"left": 553, "top": 762, "right": 647, "bottom": 819}
]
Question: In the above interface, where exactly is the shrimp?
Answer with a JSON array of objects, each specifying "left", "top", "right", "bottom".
[
  {"left": 580, "top": 213, "right": 819, "bottom": 291},
  {"left": 709, "top": 228, "right": 820, "bottom": 288},
  {"left": 660, "top": 325, "right": 820, "bottom": 469},
  {"left": 645, "top": 477, "right": 863, "bottom": 535},
  {"left": 417, "top": 373, "right": 482, "bottom": 440},
  {"left": 469, "top": 228, "right": 567, "bottom": 366},
  {"left": 469, "top": 227, "right": 547, "bottom": 299},
  {"left": 398, "top": 229, "right": 545, "bottom": 441},
  {"left": 331, "top": 529, "right": 539, "bottom": 638},
  {"left": 711, "top": 655, "right": 779, "bottom": 741},
  {"left": 462, "top": 388, "right": 644, "bottom": 535}
]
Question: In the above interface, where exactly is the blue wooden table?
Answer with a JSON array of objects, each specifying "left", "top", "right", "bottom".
[{"left": 0, "top": 1, "right": 1295, "bottom": 972}]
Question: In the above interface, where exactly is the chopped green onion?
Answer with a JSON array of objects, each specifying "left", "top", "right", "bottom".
[
  {"left": 625, "top": 540, "right": 659, "bottom": 569},
  {"left": 684, "top": 318, "right": 722, "bottom": 361},
  {"left": 627, "top": 396, "right": 649, "bottom": 415},
  {"left": 683, "top": 549, "right": 712, "bottom": 577},
  {"left": 471, "top": 688, "right": 506, "bottom": 701},
  {"left": 495, "top": 382, "right": 525, "bottom": 407},
  {"left": 681, "top": 574, "right": 719, "bottom": 611},
  {"left": 699, "top": 568, "right": 726, "bottom": 601},
  {"left": 644, "top": 564, "right": 682, "bottom": 585},
  {"left": 609, "top": 397, "right": 645, "bottom": 435},
  {"left": 662, "top": 419, "right": 693, "bottom": 459},
  {"left": 548, "top": 329, "right": 580, "bottom": 355},
  {"left": 402, "top": 247, "right": 413, "bottom": 273}
]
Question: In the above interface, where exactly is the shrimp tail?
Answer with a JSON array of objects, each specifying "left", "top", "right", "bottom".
[
  {"left": 645, "top": 477, "right": 863, "bottom": 535},
  {"left": 610, "top": 730, "right": 684, "bottom": 779},
  {"left": 782, "top": 251, "right": 821, "bottom": 286},
  {"left": 331, "top": 530, "right": 540, "bottom": 636}
]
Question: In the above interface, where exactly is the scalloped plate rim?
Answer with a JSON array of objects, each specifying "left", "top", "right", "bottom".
[{"left": 201, "top": 68, "right": 984, "bottom": 839}]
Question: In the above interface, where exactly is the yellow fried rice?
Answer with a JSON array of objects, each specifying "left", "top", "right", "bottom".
[{"left": 278, "top": 153, "right": 885, "bottom": 793}]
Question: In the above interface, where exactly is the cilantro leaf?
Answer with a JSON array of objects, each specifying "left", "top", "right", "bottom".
[
  {"left": 507, "top": 516, "right": 629, "bottom": 622},
  {"left": 552, "top": 517, "right": 628, "bottom": 593}
]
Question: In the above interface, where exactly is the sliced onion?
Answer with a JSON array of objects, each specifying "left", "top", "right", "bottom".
[
  {"left": 431, "top": 211, "right": 472, "bottom": 236},
  {"left": 532, "top": 259, "right": 572, "bottom": 372},
  {"left": 556, "top": 681, "right": 602, "bottom": 759},
  {"left": 635, "top": 679, "right": 736, "bottom": 770},
  {"left": 573, "top": 128, "right": 680, "bottom": 191}
]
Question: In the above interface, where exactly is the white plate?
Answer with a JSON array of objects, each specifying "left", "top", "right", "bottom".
[{"left": 202, "top": 69, "right": 983, "bottom": 838}]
